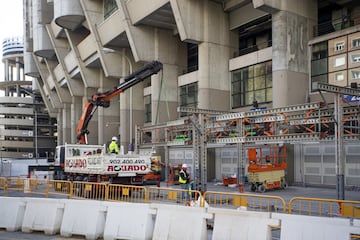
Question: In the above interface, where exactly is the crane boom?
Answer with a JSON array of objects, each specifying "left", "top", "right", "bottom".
[{"left": 77, "top": 60, "right": 163, "bottom": 144}]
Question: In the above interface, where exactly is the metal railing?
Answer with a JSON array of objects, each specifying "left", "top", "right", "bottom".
[
  {"left": 203, "top": 191, "right": 286, "bottom": 213},
  {"left": 288, "top": 197, "right": 360, "bottom": 218}
]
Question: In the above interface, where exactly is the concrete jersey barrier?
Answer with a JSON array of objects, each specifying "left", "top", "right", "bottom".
[
  {"left": 21, "top": 198, "right": 65, "bottom": 235},
  {"left": 208, "top": 207, "right": 280, "bottom": 240},
  {"left": 151, "top": 203, "right": 212, "bottom": 240},
  {"left": 0, "top": 197, "right": 26, "bottom": 231},
  {"left": 273, "top": 213, "right": 360, "bottom": 240},
  {"left": 60, "top": 199, "right": 107, "bottom": 240},
  {"left": 103, "top": 202, "right": 156, "bottom": 240}
]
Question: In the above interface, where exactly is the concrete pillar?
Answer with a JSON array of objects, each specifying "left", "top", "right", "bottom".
[
  {"left": 152, "top": 29, "right": 184, "bottom": 124},
  {"left": 71, "top": 96, "right": 82, "bottom": 144},
  {"left": 4, "top": 60, "right": 9, "bottom": 96},
  {"left": 62, "top": 103, "right": 72, "bottom": 144},
  {"left": 57, "top": 111, "right": 63, "bottom": 145},
  {"left": 16, "top": 57, "right": 21, "bottom": 96},
  {"left": 270, "top": 0, "right": 317, "bottom": 107},
  {"left": 197, "top": 2, "right": 231, "bottom": 110}
]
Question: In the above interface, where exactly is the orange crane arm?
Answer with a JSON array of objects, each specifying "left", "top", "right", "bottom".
[{"left": 77, "top": 60, "right": 163, "bottom": 144}]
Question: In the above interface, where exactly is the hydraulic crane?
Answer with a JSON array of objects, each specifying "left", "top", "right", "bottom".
[{"left": 77, "top": 60, "right": 163, "bottom": 144}]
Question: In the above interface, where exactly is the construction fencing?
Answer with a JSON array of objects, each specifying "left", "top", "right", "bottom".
[{"left": 0, "top": 177, "right": 359, "bottom": 219}]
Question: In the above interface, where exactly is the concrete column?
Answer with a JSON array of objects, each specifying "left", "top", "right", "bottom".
[
  {"left": 152, "top": 29, "right": 184, "bottom": 124},
  {"left": 16, "top": 57, "right": 21, "bottom": 96},
  {"left": 4, "top": 60, "right": 9, "bottom": 96},
  {"left": 97, "top": 73, "right": 119, "bottom": 146},
  {"left": 197, "top": 2, "right": 231, "bottom": 110},
  {"left": 62, "top": 103, "right": 72, "bottom": 143},
  {"left": 71, "top": 96, "right": 82, "bottom": 144},
  {"left": 57, "top": 111, "right": 63, "bottom": 145},
  {"left": 271, "top": 0, "right": 317, "bottom": 107}
]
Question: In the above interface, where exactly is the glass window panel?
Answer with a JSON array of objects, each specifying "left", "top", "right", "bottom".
[
  {"left": 254, "top": 63, "right": 265, "bottom": 77},
  {"left": 245, "top": 92, "right": 253, "bottom": 106},
  {"left": 245, "top": 79, "right": 254, "bottom": 91},
  {"left": 232, "top": 94, "right": 241, "bottom": 108},
  {"left": 232, "top": 81, "right": 240, "bottom": 94},
  {"left": 334, "top": 57, "right": 345, "bottom": 67},
  {"left": 351, "top": 54, "right": 360, "bottom": 63},
  {"left": 254, "top": 76, "right": 265, "bottom": 90},
  {"left": 265, "top": 61, "right": 272, "bottom": 74},
  {"left": 254, "top": 89, "right": 266, "bottom": 103},
  {"left": 351, "top": 70, "right": 360, "bottom": 79},
  {"left": 266, "top": 75, "right": 272, "bottom": 88},
  {"left": 335, "top": 72, "right": 344, "bottom": 81},
  {"left": 334, "top": 42, "right": 344, "bottom": 51},
  {"left": 266, "top": 88, "right": 272, "bottom": 102},
  {"left": 248, "top": 66, "right": 254, "bottom": 78},
  {"left": 352, "top": 39, "right": 360, "bottom": 48},
  {"left": 311, "top": 58, "right": 328, "bottom": 76}
]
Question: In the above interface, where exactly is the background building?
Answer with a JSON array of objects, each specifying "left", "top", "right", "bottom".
[
  {"left": 0, "top": 36, "right": 57, "bottom": 177},
  {"left": 23, "top": 0, "right": 360, "bottom": 187}
]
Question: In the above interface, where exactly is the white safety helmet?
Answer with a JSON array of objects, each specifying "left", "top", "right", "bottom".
[
  {"left": 112, "top": 136, "right": 118, "bottom": 141},
  {"left": 182, "top": 163, "right": 187, "bottom": 169}
]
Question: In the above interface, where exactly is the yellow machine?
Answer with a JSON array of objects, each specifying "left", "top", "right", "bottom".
[{"left": 248, "top": 145, "right": 288, "bottom": 193}]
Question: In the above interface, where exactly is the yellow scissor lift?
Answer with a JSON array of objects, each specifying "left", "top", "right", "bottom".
[{"left": 247, "top": 145, "right": 288, "bottom": 193}]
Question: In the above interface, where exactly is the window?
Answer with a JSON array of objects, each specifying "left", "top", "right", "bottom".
[
  {"left": 144, "top": 95, "right": 151, "bottom": 123},
  {"left": 351, "top": 54, "right": 360, "bottom": 63},
  {"left": 311, "top": 42, "right": 328, "bottom": 91},
  {"left": 352, "top": 38, "right": 360, "bottom": 48},
  {"left": 335, "top": 72, "right": 344, "bottom": 81},
  {"left": 335, "top": 42, "right": 345, "bottom": 51},
  {"left": 231, "top": 61, "right": 272, "bottom": 108},
  {"left": 104, "top": 0, "right": 118, "bottom": 19},
  {"left": 187, "top": 43, "right": 198, "bottom": 73},
  {"left": 238, "top": 15, "right": 272, "bottom": 56},
  {"left": 334, "top": 56, "right": 345, "bottom": 67},
  {"left": 351, "top": 70, "right": 360, "bottom": 80},
  {"left": 179, "top": 82, "right": 198, "bottom": 116}
]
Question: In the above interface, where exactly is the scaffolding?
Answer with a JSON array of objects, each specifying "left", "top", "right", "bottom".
[{"left": 136, "top": 83, "right": 360, "bottom": 196}]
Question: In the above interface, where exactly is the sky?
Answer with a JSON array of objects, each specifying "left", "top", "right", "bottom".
[{"left": 0, "top": 0, "right": 24, "bottom": 81}]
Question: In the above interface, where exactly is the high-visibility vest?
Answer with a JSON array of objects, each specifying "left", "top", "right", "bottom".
[
  {"left": 109, "top": 140, "right": 119, "bottom": 153},
  {"left": 178, "top": 169, "right": 187, "bottom": 184}
]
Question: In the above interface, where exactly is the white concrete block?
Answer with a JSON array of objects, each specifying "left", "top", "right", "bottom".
[
  {"left": 60, "top": 200, "right": 106, "bottom": 240},
  {"left": 273, "top": 213, "right": 360, "bottom": 240},
  {"left": 151, "top": 204, "right": 212, "bottom": 240},
  {"left": 208, "top": 208, "right": 280, "bottom": 240},
  {"left": 22, "top": 198, "right": 65, "bottom": 235},
  {"left": 0, "top": 197, "right": 26, "bottom": 231},
  {"left": 103, "top": 202, "right": 156, "bottom": 240}
]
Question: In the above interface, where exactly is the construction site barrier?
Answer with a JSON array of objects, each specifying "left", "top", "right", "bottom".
[
  {"left": 103, "top": 202, "right": 155, "bottom": 240},
  {"left": 0, "top": 197, "right": 26, "bottom": 231},
  {"left": 6, "top": 177, "right": 24, "bottom": 193},
  {"left": 60, "top": 199, "right": 107, "bottom": 240},
  {"left": 208, "top": 208, "right": 280, "bottom": 240},
  {"left": 0, "top": 177, "right": 7, "bottom": 196},
  {"left": 71, "top": 181, "right": 107, "bottom": 200},
  {"left": 47, "top": 180, "right": 72, "bottom": 198},
  {"left": 203, "top": 191, "right": 287, "bottom": 213},
  {"left": 273, "top": 212, "right": 360, "bottom": 240},
  {"left": 146, "top": 186, "right": 202, "bottom": 206},
  {"left": 22, "top": 198, "right": 65, "bottom": 235},
  {"left": 107, "top": 184, "right": 146, "bottom": 203},
  {"left": 151, "top": 203, "right": 212, "bottom": 240},
  {"left": 288, "top": 197, "right": 360, "bottom": 218}
]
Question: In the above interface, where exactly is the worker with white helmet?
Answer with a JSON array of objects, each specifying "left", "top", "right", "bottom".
[
  {"left": 109, "top": 136, "right": 119, "bottom": 154},
  {"left": 178, "top": 163, "right": 190, "bottom": 202}
]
